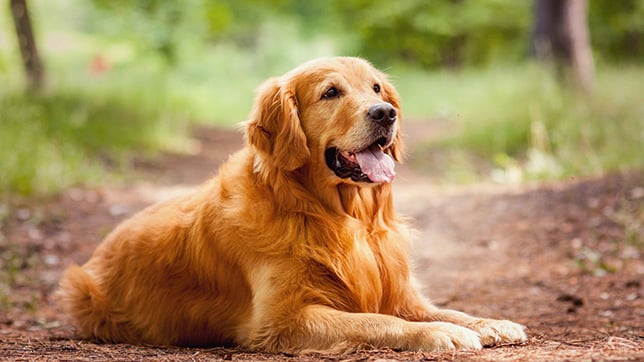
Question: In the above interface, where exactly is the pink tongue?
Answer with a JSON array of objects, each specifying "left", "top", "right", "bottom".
[{"left": 354, "top": 145, "right": 396, "bottom": 183}]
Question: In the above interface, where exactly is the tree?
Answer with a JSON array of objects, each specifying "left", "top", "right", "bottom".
[
  {"left": 10, "top": 0, "right": 44, "bottom": 90},
  {"left": 533, "top": 0, "right": 594, "bottom": 93}
]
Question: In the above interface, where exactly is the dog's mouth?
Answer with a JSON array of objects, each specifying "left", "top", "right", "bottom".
[{"left": 325, "top": 137, "right": 396, "bottom": 183}]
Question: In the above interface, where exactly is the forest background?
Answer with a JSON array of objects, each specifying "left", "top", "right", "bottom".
[{"left": 1, "top": 0, "right": 643, "bottom": 196}]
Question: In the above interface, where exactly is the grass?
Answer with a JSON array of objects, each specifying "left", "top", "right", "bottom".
[
  {"left": 391, "top": 63, "right": 644, "bottom": 182},
  {"left": 0, "top": 71, "right": 192, "bottom": 196}
]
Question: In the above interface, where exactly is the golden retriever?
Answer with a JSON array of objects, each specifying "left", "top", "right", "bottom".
[{"left": 58, "top": 57, "right": 527, "bottom": 353}]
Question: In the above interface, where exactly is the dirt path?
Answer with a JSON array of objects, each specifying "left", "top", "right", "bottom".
[{"left": 1, "top": 125, "right": 642, "bottom": 361}]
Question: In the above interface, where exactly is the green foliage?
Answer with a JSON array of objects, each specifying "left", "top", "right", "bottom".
[
  {"left": 0, "top": 72, "right": 190, "bottom": 196},
  {"left": 589, "top": 0, "right": 644, "bottom": 63},
  {"left": 84, "top": 0, "right": 199, "bottom": 63},
  {"left": 335, "top": 0, "right": 644, "bottom": 68},
  {"left": 81, "top": 0, "right": 534, "bottom": 68},
  {"left": 73, "top": 0, "right": 644, "bottom": 68},
  {"left": 84, "top": 0, "right": 313, "bottom": 63},
  {"left": 401, "top": 64, "right": 644, "bottom": 182},
  {"left": 334, "top": 0, "right": 532, "bottom": 68}
]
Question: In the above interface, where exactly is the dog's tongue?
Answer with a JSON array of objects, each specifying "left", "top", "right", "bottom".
[{"left": 355, "top": 145, "right": 396, "bottom": 183}]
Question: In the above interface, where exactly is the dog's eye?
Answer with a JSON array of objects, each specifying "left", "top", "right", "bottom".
[
  {"left": 322, "top": 87, "right": 339, "bottom": 99},
  {"left": 373, "top": 84, "right": 381, "bottom": 94}
]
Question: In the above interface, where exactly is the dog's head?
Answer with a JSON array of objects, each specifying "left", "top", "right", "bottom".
[{"left": 246, "top": 57, "right": 403, "bottom": 186}]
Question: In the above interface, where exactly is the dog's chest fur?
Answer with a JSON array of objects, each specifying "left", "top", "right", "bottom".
[{"left": 297, "top": 216, "right": 409, "bottom": 315}]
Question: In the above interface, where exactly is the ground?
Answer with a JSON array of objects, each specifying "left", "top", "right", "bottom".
[{"left": 1, "top": 124, "right": 642, "bottom": 361}]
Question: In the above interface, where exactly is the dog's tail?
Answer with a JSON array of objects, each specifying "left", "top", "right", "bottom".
[{"left": 57, "top": 264, "right": 134, "bottom": 343}]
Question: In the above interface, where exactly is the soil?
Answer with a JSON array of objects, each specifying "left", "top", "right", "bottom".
[{"left": 1, "top": 124, "right": 642, "bottom": 361}]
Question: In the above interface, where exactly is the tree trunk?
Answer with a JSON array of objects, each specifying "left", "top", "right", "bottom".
[
  {"left": 533, "top": 0, "right": 594, "bottom": 93},
  {"left": 10, "top": 0, "right": 44, "bottom": 90}
]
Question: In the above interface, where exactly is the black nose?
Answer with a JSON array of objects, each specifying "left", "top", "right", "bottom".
[{"left": 367, "top": 103, "right": 397, "bottom": 127}]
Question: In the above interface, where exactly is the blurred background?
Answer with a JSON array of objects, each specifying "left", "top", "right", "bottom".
[{"left": 1, "top": 0, "right": 643, "bottom": 196}]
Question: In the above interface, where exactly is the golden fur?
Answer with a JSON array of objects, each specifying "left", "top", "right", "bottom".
[{"left": 58, "top": 57, "right": 526, "bottom": 352}]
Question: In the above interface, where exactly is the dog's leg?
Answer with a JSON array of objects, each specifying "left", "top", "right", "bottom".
[
  {"left": 398, "top": 288, "right": 527, "bottom": 347},
  {"left": 246, "top": 305, "right": 483, "bottom": 353}
]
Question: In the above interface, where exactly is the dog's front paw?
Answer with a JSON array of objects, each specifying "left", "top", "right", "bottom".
[
  {"left": 410, "top": 321, "right": 482, "bottom": 351},
  {"left": 468, "top": 318, "right": 527, "bottom": 346}
]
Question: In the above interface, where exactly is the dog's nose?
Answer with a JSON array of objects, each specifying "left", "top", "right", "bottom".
[{"left": 367, "top": 103, "right": 397, "bottom": 127}]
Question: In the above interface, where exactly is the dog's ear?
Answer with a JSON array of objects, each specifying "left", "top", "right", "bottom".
[
  {"left": 245, "top": 77, "right": 310, "bottom": 171},
  {"left": 381, "top": 77, "right": 405, "bottom": 162}
]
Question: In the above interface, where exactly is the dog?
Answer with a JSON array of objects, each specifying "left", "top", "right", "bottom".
[{"left": 58, "top": 57, "right": 527, "bottom": 353}]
